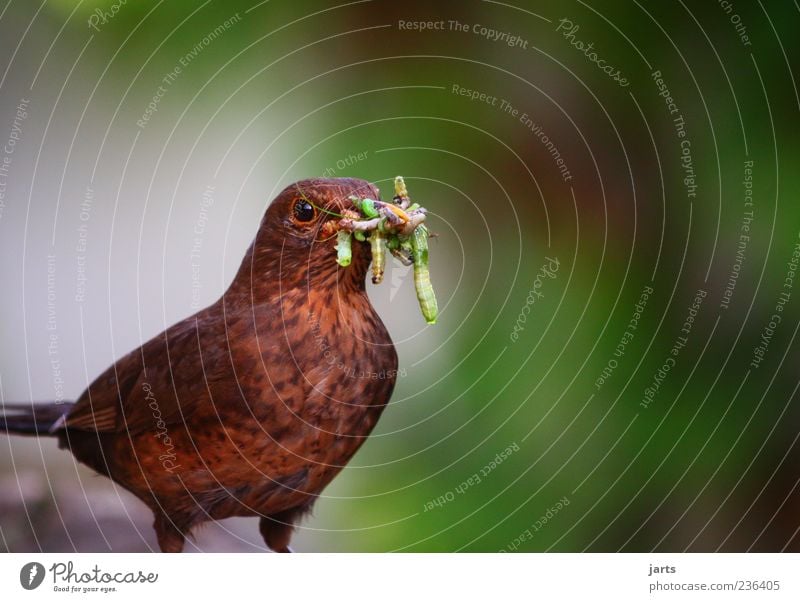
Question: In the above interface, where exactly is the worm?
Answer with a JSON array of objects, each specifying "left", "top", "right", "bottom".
[
  {"left": 409, "top": 224, "right": 438, "bottom": 324},
  {"left": 381, "top": 206, "right": 404, "bottom": 227},
  {"left": 359, "top": 198, "right": 380, "bottom": 219},
  {"left": 369, "top": 230, "right": 386, "bottom": 284},
  {"left": 394, "top": 176, "right": 410, "bottom": 209},
  {"left": 400, "top": 210, "right": 427, "bottom": 236},
  {"left": 339, "top": 217, "right": 380, "bottom": 232},
  {"left": 335, "top": 230, "right": 352, "bottom": 267},
  {"left": 337, "top": 177, "right": 437, "bottom": 325},
  {"left": 394, "top": 176, "right": 408, "bottom": 198}
]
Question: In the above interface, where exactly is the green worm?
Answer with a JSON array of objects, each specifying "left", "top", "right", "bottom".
[
  {"left": 360, "top": 198, "right": 380, "bottom": 218},
  {"left": 394, "top": 176, "right": 408, "bottom": 200},
  {"left": 335, "top": 230, "right": 352, "bottom": 267},
  {"left": 409, "top": 224, "right": 438, "bottom": 324},
  {"left": 369, "top": 230, "right": 386, "bottom": 284}
]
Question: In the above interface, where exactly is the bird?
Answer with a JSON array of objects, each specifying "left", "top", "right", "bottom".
[{"left": 1, "top": 177, "right": 399, "bottom": 552}]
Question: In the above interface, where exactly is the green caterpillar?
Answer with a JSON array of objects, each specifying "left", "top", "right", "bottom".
[
  {"left": 409, "top": 224, "right": 438, "bottom": 324},
  {"left": 360, "top": 198, "right": 380, "bottom": 218},
  {"left": 336, "top": 230, "right": 352, "bottom": 267},
  {"left": 394, "top": 176, "right": 408, "bottom": 200},
  {"left": 369, "top": 230, "right": 386, "bottom": 284},
  {"left": 336, "top": 177, "right": 437, "bottom": 324}
]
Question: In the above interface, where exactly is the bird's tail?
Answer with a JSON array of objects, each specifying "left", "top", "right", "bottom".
[{"left": 0, "top": 402, "right": 73, "bottom": 436}]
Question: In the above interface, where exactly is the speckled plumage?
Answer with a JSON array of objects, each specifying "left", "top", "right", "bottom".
[{"left": 32, "top": 178, "right": 398, "bottom": 552}]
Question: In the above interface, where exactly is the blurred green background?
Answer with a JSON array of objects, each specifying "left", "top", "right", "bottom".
[{"left": 1, "top": 0, "right": 799, "bottom": 552}]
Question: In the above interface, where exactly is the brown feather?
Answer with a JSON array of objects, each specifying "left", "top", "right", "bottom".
[{"left": 53, "top": 178, "right": 397, "bottom": 552}]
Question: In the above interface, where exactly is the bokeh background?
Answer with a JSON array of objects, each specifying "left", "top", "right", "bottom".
[{"left": 1, "top": 0, "right": 799, "bottom": 552}]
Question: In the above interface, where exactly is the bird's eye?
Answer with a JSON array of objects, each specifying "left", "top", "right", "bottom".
[{"left": 292, "top": 199, "right": 317, "bottom": 223}]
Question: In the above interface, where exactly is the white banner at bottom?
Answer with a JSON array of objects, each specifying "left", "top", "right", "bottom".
[{"left": 0, "top": 553, "right": 796, "bottom": 601}]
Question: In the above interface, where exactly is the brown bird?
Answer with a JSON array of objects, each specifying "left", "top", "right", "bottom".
[{"left": 1, "top": 178, "right": 398, "bottom": 552}]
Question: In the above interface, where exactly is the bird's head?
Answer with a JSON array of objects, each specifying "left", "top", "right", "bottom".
[{"left": 239, "top": 177, "right": 380, "bottom": 294}]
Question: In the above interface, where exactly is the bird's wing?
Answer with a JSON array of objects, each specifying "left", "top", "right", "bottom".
[{"left": 65, "top": 313, "right": 225, "bottom": 434}]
